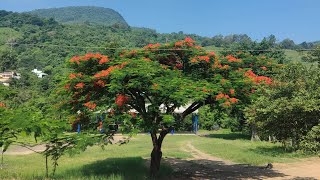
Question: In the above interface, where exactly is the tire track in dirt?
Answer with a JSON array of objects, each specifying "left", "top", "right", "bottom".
[
  {"left": 184, "top": 142, "right": 234, "bottom": 165},
  {"left": 165, "top": 141, "right": 319, "bottom": 180}
]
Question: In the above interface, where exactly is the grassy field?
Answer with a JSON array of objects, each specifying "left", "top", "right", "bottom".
[
  {"left": 203, "top": 45, "right": 224, "bottom": 55},
  {"left": 284, "top": 49, "right": 307, "bottom": 62},
  {"left": 0, "top": 130, "right": 313, "bottom": 180},
  {"left": 192, "top": 129, "right": 309, "bottom": 165},
  {"left": 0, "top": 135, "right": 191, "bottom": 180}
]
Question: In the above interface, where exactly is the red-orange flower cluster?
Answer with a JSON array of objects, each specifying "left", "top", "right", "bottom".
[
  {"left": 94, "top": 66, "right": 116, "bottom": 78},
  {"left": 83, "top": 102, "right": 96, "bottom": 110},
  {"left": 244, "top": 70, "right": 272, "bottom": 85},
  {"left": 199, "top": 56, "right": 210, "bottom": 63},
  {"left": 99, "top": 56, "right": 109, "bottom": 64},
  {"left": 175, "top": 63, "right": 183, "bottom": 69},
  {"left": 226, "top": 55, "right": 242, "bottom": 63},
  {"left": 0, "top": 102, "right": 6, "bottom": 108},
  {"left": 216, "top": 93, "right": 238, "bottom": 107},
  {"left": 131, "top": 50, "right": 138, "bottom": 54},
  {"left": 229, "top": 98, "right": 238, "bottom": 103},
  {"left": 70, "top": 53, "right": 109, "bottom": 65},
  {"left": 174, "top": 41, "right": 184, "bottom": 47},
  {"left": 70, "top": 56, "right": 81, "bottom": 64},
  {"left": 230, "top": 89, "right": 235, "bottom": 95},
  {"left": 209, "top": 52, "right": 215, "bottom": 57},
  {"left": 261, "top": 66, "right": 267, "bottom": 71},
  {"left": 174, "top": 37, "right": 195, "bottom": 47},
  {"left": 75, "top": 82, "right": 85, "bottom": 89},
  {"left": 94, "top": 62, "right": 128, "bottom": 78},
  {"left": 223, "top": 101, "right": 231, "bottom": 107},
  {"left": 69, "top": 73, "right": 83, "bottom": 80},
  {"left": 255, "top": 76, "right": 272, "bottom": 84},
  {"left": 244, "top": 70, "right": 256, "bottom": 78},
  {"left": 144, "top": 43, "right": 161, "bottom": 49},
  {"left": 115, "top": 94, "right": 130, "bottom": 107},
  {"left": 216, "top": 93, "right": 229, "bottom": 100},
  {"left": 218, "top": 64, "right": 230, "bottom": 70},
  {"left": 191, "top": 55, "right": 210, "bottom": 63},
  {"left": 64, "top": 84, "right": 70, "bottom": 90},
  {"left": 95, "top": 80, "right": 105, "bottom": 87}
]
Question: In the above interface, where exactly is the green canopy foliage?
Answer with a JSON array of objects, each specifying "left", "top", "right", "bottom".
[
  {"left": 245, "top": 63, "right": 320, "bottom": 150},
  {"left": 63, "top": 37, "right": 276, "bottom": 174}
]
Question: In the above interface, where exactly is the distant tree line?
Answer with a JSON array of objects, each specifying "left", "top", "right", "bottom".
[{"left": 201, "top": 34, "right": 317, "bottom": 50}]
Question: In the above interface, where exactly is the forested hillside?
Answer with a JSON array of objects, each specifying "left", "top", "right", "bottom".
[
  {"left": 0, "top": 9, "right": 317, "bottom": 107},
  {"left": 29, "top": 6, "right": 129, "bottom": 27},
  {"left": 0, "top": 10, "right": 210, "bottom": 71},
  {"left": 0, "top": 10, "right": 212, "bottom": 114},
  {"left": 0, "top": 9, "right": 318, "bottom": 105}
]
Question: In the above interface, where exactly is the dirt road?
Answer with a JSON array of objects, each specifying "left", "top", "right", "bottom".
[{"left": 165, "top": 142, "right": 319, "bottom": 180}]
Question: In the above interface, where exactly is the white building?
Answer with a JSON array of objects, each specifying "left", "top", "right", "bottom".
[
  {"left": 0, "top": 71, "right": 21, "bottom": 86},
  {"left": 31, "top": 69, "right": 48, "bottom": 78}
]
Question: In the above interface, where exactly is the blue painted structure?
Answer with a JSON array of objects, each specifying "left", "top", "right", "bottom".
[
  {"left": 192, "top": 114, "right": 199, "bottom": 134},
  {"left": 77, "top": 123, "right": 81, "bottom": 134}
]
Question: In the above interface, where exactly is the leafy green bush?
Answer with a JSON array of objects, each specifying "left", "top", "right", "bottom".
[
  {"left": 245, "top": 63, "right": 320, "bottom": 148},
  {"left": 300, "top": 125, "right": 320, "bottom": 155}
]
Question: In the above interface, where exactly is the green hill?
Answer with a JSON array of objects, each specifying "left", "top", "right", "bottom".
[
  {"left": 28, "top": 6, "right": 128, "bottom": 27},
  {"left": 313, "top": 41, "right": 320, "bottom": 46}
]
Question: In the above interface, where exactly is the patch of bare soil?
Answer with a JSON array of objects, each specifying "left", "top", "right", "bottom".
[
  {"left": 164, "top": 142, "right": 319, "bottom": 180},
  {"left": 271, "top": 158, "right": 320, "bottom": 180},
  {"left": 3, "top": 134, "right": 129, "bottom": 155},
  {"left": 3, "top": 144, "right": 46, "bottom": 155}
]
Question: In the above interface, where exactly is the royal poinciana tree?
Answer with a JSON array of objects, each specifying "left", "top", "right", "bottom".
[{"left": 63, "top": 37, "right": 276, "bottom": 175}]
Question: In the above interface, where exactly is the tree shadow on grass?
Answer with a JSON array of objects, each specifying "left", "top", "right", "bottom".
[
  {"left": 164, "top": 158, "right": 289, "bottom": 180},
  {"left": 201, "top": 132, "right": 250, "bottom": 140},
  {"left": 61, "top": 156, "right": 294, "bottom": 180},
  {"left": 62, "top": 157, "right": 172, "bottom": 180}
]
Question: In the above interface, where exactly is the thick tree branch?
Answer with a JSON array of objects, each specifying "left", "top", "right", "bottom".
[
  {"left": 166, "top": 103, "right": 177, "bottom": 114},
  {"left": 128, "top": 89, "right": 147, "bottom": 115},
  {"left": 181, "top": 101, "right": 201, "bottom": 119},
  {"left": 157, "top": 127, "right": 173, "bottom": 149},
  {"left": 180, "top": 96, "right": 213, "bottom": 120}
]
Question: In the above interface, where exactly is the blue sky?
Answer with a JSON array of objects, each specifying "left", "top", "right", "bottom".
[{"left": 1, "top": 0, "right": 319, "bottom": 43}]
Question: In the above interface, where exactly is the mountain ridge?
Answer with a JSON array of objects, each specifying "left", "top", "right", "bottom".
[{"left": 28, "top": 6, "right": 128, "bottom": 27}]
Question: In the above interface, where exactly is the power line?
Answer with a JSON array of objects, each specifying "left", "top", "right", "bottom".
[{"left": 4, "top": 42, "right": 318, "bottom": 52}]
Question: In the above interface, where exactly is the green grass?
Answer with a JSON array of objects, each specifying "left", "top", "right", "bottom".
[
  {"left": 0, "top": 131, "right": 314, "bottom": 179},
  {"left": 203, "top": 45, "right": 224, "bottom": 55},
  {"left": 191, "top": 129, "right": 310, "bottom": 165},
  {"left": 284, "top": 49, "right": 307, "bottom": 62},
  {"left": 0, "top": 135, "right": 191, "bottom": 180}
]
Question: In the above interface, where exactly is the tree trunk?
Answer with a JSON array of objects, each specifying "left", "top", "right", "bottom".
[
  {"left": 45, "top": 154, "right": 49, "bottom": 178},
  {"left": 149, "top": 129, "right": 168, "bottom": 177},
  {"left": 251, "top": 123, "right": 260, "bottom": 141},
  {"left": 1, "top": 152, "right": 3, "bottom": 169},
  {"left": 150, "top": 146, "right": 162, "bottom": 176}
]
